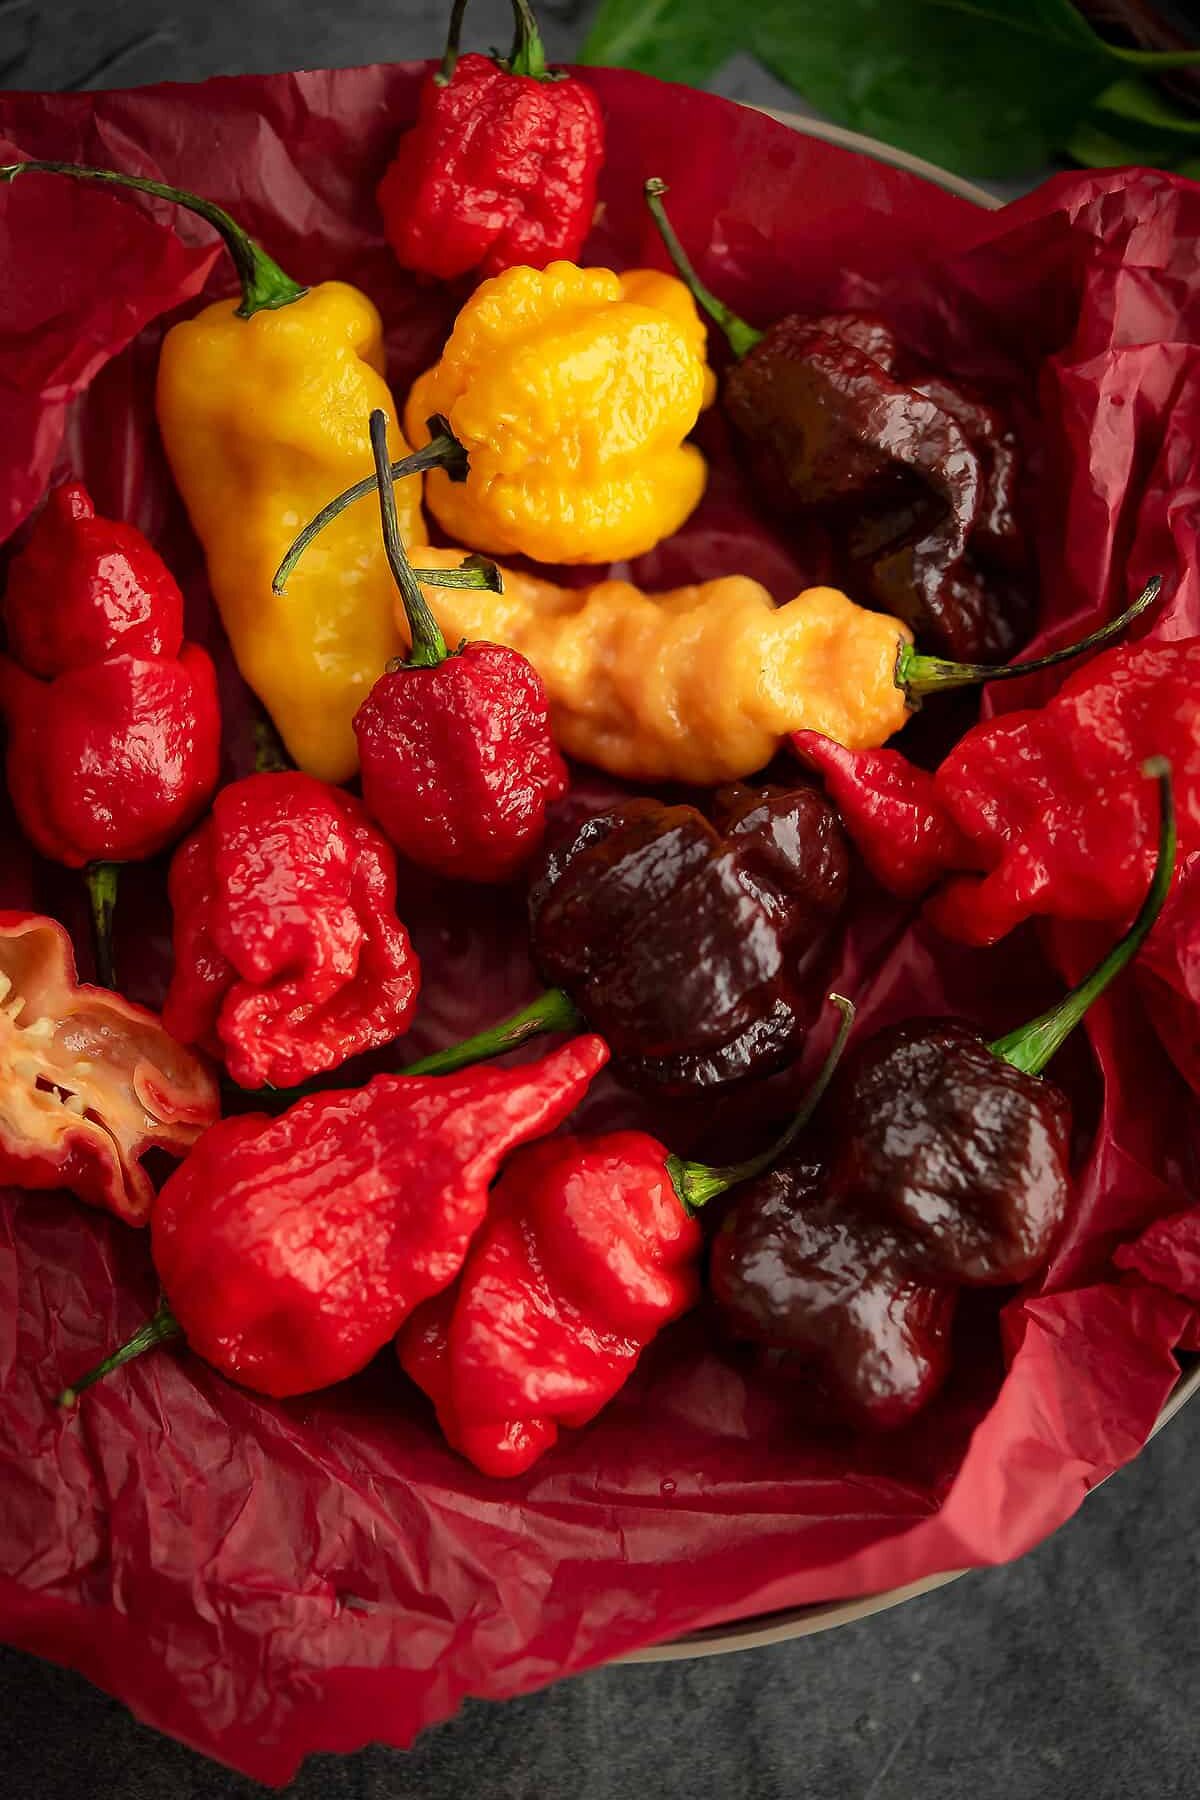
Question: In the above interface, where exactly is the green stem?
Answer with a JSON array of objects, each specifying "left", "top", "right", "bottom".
[
  {"left": 1109, "top": 47, "right": 1200, "bottom": 70},
  {"left": 989, "top": 758, "right": 1176, "bottom": 1078},
  {"left": 253, "top": 718, "right": 290, "bottom": 774},
  {"left": 58, "top": 1303, "right": 182, "bottom": 1408},
  {"left": 668, "top": 994, "right": 856, "bottom": 1212},
  {"left": 438, "top": 0, "right": 472, "bottom": 81},
  {"left": 270, "top": 416, "right": 495, "bottom": 595},
  {"left": 369, "top": 409, "right": 448, "bottom": 669},
  {"left": 84, "top": 862, "right": 120, "bottom": 990},
  {"left": 897, "top": 576, "right": 1162, "bottom": 705},
  {"left": 643, "top": 178, "right": 763, "bottom": 360},
  {"left": 0, "top": 161, "right": 304, "bottom": 320},
  {"left": 403, "top": 987, "right": 582, "bottom": 1077},
  {"left": 507, "top": 0, "right": 550, "bottom": 78}
]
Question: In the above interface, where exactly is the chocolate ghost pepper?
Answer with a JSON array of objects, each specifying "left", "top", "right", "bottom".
[
  {"left": 409, "top": 782, "right": 851, "bottom": 1093},
  {"left": 712, "top": 760, "right": 1177, "bottom": 1428},
  {"left": 400, "top": 997, "right": 855, "bottom": 1476},
  {"left": 58, "top": 1036, "right": 608, "bottom": 1404},
  {"left": 644, "top": 179, "right": 1033, "bottom": 662}
]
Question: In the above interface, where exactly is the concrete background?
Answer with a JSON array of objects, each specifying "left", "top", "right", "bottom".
[{"left": 0, "top": 4, "right": 1197, "bottom": 1795}]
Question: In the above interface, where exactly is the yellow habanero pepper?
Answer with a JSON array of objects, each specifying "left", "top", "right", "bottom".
[
  {"left": 405, "top": 262, "right": 712, "bottom": 566},
  {"left": 0, "top": 163, "right": 469, "bottom": 785}
]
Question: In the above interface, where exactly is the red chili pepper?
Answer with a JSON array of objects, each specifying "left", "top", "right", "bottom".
[
  {"left": 0, "top": 911, "right": 218, "bottom": 1225},
  {"left": 377, "top": 0, "right": 605, "bottom": 282},
  {"left": 399, "top": 997, "right": 855, "bottom": 1476},
  {"left": 58, "top": 1035, "right": 609, "bottom": 1405},
  {"left": 161, "top": 769, "right": 421, "bottom": 1091},
  {"left": 351, "top": 408, "right": 566, "bottom": 882},
  {"left": 0, "top": 481, "right": 220, "bottom": 983}
]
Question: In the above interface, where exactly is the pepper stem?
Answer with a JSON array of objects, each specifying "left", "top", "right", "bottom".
[
  {"left": 643, "top": 178, "right": 763, "bottom": 359},
  {"left": 989, "top": 758, "right": 1176, "bottom": 1078},
  {"left": 507, "top": 0, "right": 550, "bottom": 78},
  {"left": 270, "top": 415, "right": 497, "bottom": 596},
  {"left": 403, "top": 987, "right": 583, "bottom": 1077},
  {"left": 253, "top": 718, "right": 290, "bottom": 774},
  {"left": 369, "top": 409, "right": 448, "bottom": 669},
  {"left": 0, "top": 161, "right": 305, "bottom": 319},
  {"left": 57, "top": 1303, "right": 183, "bottom": 1408},
  {"left": 438, "top": 0, "right": 472, "bottom": 81},
  {"left": 668, "top": 994, "right": 856, "bottom": 1212},
  {"left": 897, "top": 576, "right": 1162, "bottom": 705},
  {"left": 84, "top": 862, "right": 119, "bottom": 990}
]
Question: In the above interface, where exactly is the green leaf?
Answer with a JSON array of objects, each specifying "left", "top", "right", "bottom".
[
  {"left": 748, "top": 0, "right": 1124, "bottom": 178},
  {"left": 1090, "top": 75, "right": 1200, "bottom": 141},
  {"left": 581, "top": 0, "right": 743, "bottom": 86},
  {"left": 1065, "top": 119, "right": 1173, "bottom": 168}
]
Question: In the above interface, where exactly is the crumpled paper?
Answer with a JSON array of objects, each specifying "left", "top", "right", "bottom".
[{"left": 0, "top": 62, "right": 1197, "bottom": 1786}]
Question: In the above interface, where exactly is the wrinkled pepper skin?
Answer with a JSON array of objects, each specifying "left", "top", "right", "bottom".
[
  {"left": 710, "top": 1161, "right": 956, "bottom": 1431},
  {"left": 404, "top": 262, "right": 711, "bottom": 565},
  {"left": 411, "top": 547, "right": 912, "bottom": 785},
  {"left": 150, "top": 1035, "right": 609, "bottom": 1397},
  {"left": 0, "top": 912, "right": 219, "bottom": 1224},
  {"left": 529, "top": 785, "right": 849, "bottom": 1092},
  {"left": 379, "top": 52, "right": 605, "bottom": 282},
  {"left": 162, "top": 772, "right": 421, "bottom": 1091},
  {"left": 354, "top": 640, "right": 567, "bottom": 883},
  {"left": 0, "top": 482, "right": 219, "bottom": 867},
  {"left": 399, "top": 1130, "right": 703, "bottom": 1477},
  {"left": 157, "top": 283, "right": 421, "bottom": 783},
  {"left": 723, "top": 312, "right": 1032, "bottom": 662}
]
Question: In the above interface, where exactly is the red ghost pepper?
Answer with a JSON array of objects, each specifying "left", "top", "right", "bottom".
[
  {"left": 0, "top": 911, "right": 219, "bottom": 1225},
  {"left": 378, "top": 0, "right": 605, "bottom": 282},
  {"left": 162, "top": 770, "right": 421, "bottom": 1091},
  {"left": 59, "top": 1035, "right": 609, "bottom": 1403}
]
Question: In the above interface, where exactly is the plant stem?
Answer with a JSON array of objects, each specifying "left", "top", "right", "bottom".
[
  {"left": 84, "top": 862, "right": 120, "bottom": 990},
  {"left": 438, "top": 0, "right": 472, "bottom": 81},
  {"left": 897, "top": 575, "right": 1161, "bottom": 704},
  {"left": 644, "top": 178, "right": 763, "bottom": 359},
  {"left": 990, "top": 758, "right": 1176, "bottom": 1078},
  {"left": 668, "top": 994, "right": 856, "bottom": 1211},
  {"left": 0, "top": 160, "right": 304, "bottom": 319},
  {"left": 507, "top": 0, "right": 550, "bottom": 78},
  {"left": 58, "top": 1303, "right": 183, "bottom": 1408},
  {"left": 369, "top": 409, "right": 448, "bottom": 669},
  {"left": 403, "top": 987, "right": 583, "bottom": 1077},
  {"left": 253, "top": 718, "right": 290, "bottom": 774}
]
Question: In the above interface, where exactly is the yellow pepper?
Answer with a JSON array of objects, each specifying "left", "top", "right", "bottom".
[
  {"left": 408, "top": 549, "right": 914, "bottom": 786},
  {"left": 0, "top": 162, "right": 468, "bottom": 785},
  {"left": 405, "top": 262, "right": 712, "bottom": 566}
]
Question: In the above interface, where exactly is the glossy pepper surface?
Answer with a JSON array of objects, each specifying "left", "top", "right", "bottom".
[
  {"left": 712, "top": 764, "right": 1177, "bottom": 1426},
  {"left": 646, "top": 180, "right": 1033, "bottom": 663},
  {"left": 378, "top": 0, "right": 605, "bottom": 282},
  {"left": 0, "top": 162, "right": 476, "bottom": 785},
  {"left": 0, "top": 912, "right": 219, "bottom": 1225},
  {"left": 349, "top": 410, "right": 566, "bottom": 881},
  {"left": 404, "top": 260, "right": 712, "bottom": 565},
  {"left": 0, "top": 480, "right": 220, "bottom": 868},
  {"left": 162, "top": 771, "right": 420, "bottom": 1091},
  {"left": 416, "top": 784, "right": 852, "bottom": 1099},
  {"left": 63, "top": 1036, "right": 610, "bottom": 1403}
]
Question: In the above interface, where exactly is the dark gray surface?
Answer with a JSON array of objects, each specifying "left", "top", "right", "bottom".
[{"left": 1, "top": 4, "right": 1197, "bottom": 1795}]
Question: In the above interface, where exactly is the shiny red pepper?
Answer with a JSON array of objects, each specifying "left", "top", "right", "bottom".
[
  {"left": 162, "top": 769, "right": 421, "bottom": 1091},
  {"left": 0, "top": 482, "right": 220, "bottom": 868},
  {"left": 399, "top": 997, "right": 855, "bottom": 1476},
  {"left": 353, "top": 409, "right": 567, "bottom": 882},
  {"left": 59, "top": 1036, "right": 609, "bottom": 1404},
  {"left": 377, "top": 0, "right": 605, "bottom": 282},
  {"left": 0, "top": 911, "right": 218, "bottom": 1225}
]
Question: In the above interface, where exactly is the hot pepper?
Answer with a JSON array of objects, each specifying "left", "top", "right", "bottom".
[
  {"left": 387, "top": 547, "right": 1156, "bottom": 786},
  {"left": 711, "top": 762, "right": 1176, "bottom": 1427},
  {"left": 58, "top": 1036, "right": 608, "bottom": 1404},
  {"left": 410, "top": 782, "right": 850, "bottom": 1093},
  {"left": 403, "top": 260, "right": 712, "bottom": 564},
  {"left": 0, "top": 912, "right": 218, "bottom": 1226},
  {"left": 378, "top": 0, "right": 605, "bottom": 282},
  {"left": 644, "top": 180, "right": 1033, "bottom": 663},
  {"left": 0, "top": 162, "right": 481, "bottom": 784},
  {"left": 0, "top": 480, "right": 220, "bottom": 982},
  {"left": 162, "top": 769, "right": 420, "bottom": 1091},
  {"left": 400, "top": 997, "right": 855, "bottom": 1476}
]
